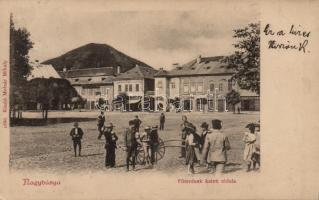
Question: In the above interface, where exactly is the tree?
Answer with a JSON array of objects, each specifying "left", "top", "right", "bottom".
[
  {"left": 226, "top": 90, "right": 241, "bottom": 114},
  {"left": 25, "top": 78, "right": 81, "bottom": 119},
  {"left": 10, "top": 14, "right": 34, "bottom": 119},
  {"left": 223, "top": 23, "right": 260, "bottom": 95}
]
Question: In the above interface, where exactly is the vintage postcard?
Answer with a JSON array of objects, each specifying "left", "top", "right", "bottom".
[{"left": 0, "top": 0, "right": 318, "bottom": 199}]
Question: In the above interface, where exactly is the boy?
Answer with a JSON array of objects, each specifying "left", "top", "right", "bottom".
[{"left": 70, "top": 122, "right": 84, "bottom": 157}]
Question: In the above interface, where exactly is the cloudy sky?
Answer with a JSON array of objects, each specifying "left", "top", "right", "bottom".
[{"left": 12, "top": 1, "right": 259, "bottom": 70}]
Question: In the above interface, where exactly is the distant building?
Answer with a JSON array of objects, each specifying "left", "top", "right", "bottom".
[
  {"left": 61, "top": 67, "right": 115, "bottom": 110},
  {"left": 28, "top": 62, "right": 61, "bottom": 80},
  {"left": 113, "top": 65, "right": 157, "bottom": 111},
  {"left": 154, "top": 55, "right": 259, "bottom": 112}
]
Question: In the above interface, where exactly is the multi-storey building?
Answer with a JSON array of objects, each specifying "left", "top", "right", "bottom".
[
  {"left": 154, "top": 56, "right": 259, "bottom": 112},
  {"left": 61, "top": 67, "right": 115, "bottom": 110},
  {"left": 113, "top": 65, "right": 157, "bottom": 111}
]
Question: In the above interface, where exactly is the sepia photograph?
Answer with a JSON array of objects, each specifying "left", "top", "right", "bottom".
[
  {"left": 1, "top": 0, "right": 318, "bottom": 199},
  {"left": 8, "top": 5, "right": 261, "bottom": 175}
]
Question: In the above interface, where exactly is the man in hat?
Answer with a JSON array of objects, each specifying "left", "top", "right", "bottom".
[
  {"left": 159, "top": 113, "right": 165, "bottom": 130},
  {"left": 150, "top": 125, "right": 159, "bottom": 165},
  {"left": 69, "top": 122, "right": 84, "bottom": 157},
  {"left": 140, "top": 126, "right": 152, "bottom": 166},
  {"left": 180, "top": 115, "right": 196, "bottom": 158},
  {"left": 201, "top": 119, "right": 231, "bottom": 174},
  {"left": 200, "top": 122, "right": 209, "bottom": 151},
  {"left": 99, "top": 123, "right": 118, "bottom": 167},
  {"left": 97, "top": 111, "right": 106, "bottom": 139},
  {"left": 132, "top": 115, "right": 142, "bottom": 132},
  {"left": 124, "top": 120, "right": 140, "bottom": 171}
]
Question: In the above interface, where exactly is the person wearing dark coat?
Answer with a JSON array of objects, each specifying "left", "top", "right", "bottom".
[
  {"left": 150, "top": 126, "right": 159, "bottom": 165},
  {"left": 97, "top": 112, "right": 106, "bottom": 139},
  {"left": 69, "top": 122, "right": 84, "bottom": 157},
  {"left": 99, "top": 123, "right": 118, "bottom": 167},
  {"left": 159, "top": 113, "right": 165, "bottom": 130},
  {"left": 124, "top": 120, "right": 140, "bottom": 171},
  {"left": 133, "top": 115, "right": 142, "bottom": 132}
]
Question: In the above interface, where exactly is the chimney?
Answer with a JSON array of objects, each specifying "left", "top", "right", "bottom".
[
  {"left": 117, "top": 66, "right": 121, "bottom": 74},
  {"left": 172, "top": 63, "right": 182, "bottom": 70},
  {"left": 197, "top": 55, "right": 202, "bottom": 64}
]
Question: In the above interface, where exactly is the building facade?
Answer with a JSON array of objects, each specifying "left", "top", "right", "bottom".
[
  {"left": 113, "top": 65, "right": 156, "bottom": 111},
  {"left": 154, "top": 56, "right": 259, "bottom": 112},
  {"left": 61, "top": 67, "right": 115, "bottom": 110}
]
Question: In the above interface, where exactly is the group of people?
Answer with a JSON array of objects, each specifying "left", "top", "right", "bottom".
[
  {"left": 79, "top": 112, "right": 159, "bottom": 171},
  {"left": 180, "top": 115, "right": 260, "bottom": 174},
  {"left": 69, "top": 112, "right": 260, "bottom": 174}
]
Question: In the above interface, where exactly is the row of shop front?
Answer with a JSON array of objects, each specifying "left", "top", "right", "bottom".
[{"left": 81, "top": 95, "right": 260, "bottom": 112}]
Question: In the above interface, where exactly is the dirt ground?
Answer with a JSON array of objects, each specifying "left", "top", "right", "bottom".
[{"left": 9, "top": 111, "right": 260, "bottom": 174}]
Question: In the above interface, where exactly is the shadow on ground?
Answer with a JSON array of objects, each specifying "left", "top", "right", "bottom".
[{"left": 10, "top": 117, "right": 95, "bottom": 126}]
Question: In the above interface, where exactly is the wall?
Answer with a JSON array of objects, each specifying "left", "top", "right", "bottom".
[{"left": 113, "top": 79, "right": 144, "bottom": 97}]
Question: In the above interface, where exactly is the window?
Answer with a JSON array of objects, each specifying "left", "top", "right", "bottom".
[
  {"left": 89, "top": 88, "right": 93, "bottom": 96},
  {"left": 136, "top": 84, "right": 139, "bottom": 92},
  {"left": 190, "top": 82, "right": 196, "bottom": 93},
  {"left": 210, "top": 83, "right": 215, "bottom": 92},
  {"left": 129, "top": 84, "right": 132, "bottom": 92},
  {"left": 171, "top": 82, "right": 175, "bottom": 89},
  {"left": 101, "top": 87, "right": 106, "bottom": 96},
  {"left": 228, "top": 80, "right": 232, "bottom": 91},
  {"left": 197, "top": 82, "right": 203, "bottom": 93},
  {"left": 125, "top": 84, "right": 128, "bottom": 92},
  {"left": 183, "top": 83, "right": 189, "bottom": 94},
  {"left": 219, "top": 83, "right": 223, "bottom": 91},
  {"left": 158, "top": 80, "right": 163, "bottom": 88},
  {"left": 118, "top": 85, "right": 122, "bottom": 92}
]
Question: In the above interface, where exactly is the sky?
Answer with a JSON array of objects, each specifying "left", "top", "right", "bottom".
[{"left": 11, "top": 1, "right": 259, "bottom": 70}]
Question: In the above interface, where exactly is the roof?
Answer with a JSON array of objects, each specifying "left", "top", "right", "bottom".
[
  {"left": 155, "top": 56, "right": 234, "bottom": 77},
  {"left": 115, "top": 65, "right": 157, "bottom": 81},
  {"left": 27, "top": 63, "right": 61, "bottom": 80},
  {"left": 67, "top": 75, "right": 115, "bottom": 85},
  {"left": 61, "top": 67, "right": 114, "bottom": 78}
]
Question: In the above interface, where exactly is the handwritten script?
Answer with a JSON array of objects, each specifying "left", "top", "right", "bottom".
[{"left": 264, "top": 24, "right": 311, "bottom": 53}]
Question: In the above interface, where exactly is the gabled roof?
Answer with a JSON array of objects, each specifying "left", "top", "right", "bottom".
[
  {"left": 155, "top": 56, "right": 234, "bottom": 77},
  {"left": 61, "top": 67, "right": 114, "bottom": 78},
  {"left": 28, "top": 63, "right": 61, "bottom": 80},
  {"left": 115, "top": 65, "right": 157, "bottom": 81}
]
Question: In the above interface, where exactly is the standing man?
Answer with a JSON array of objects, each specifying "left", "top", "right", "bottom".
[
  {"left": 159, "top": 113, "right": 165, "bottom": 130},
  {"left": 140, "top": 126, "right": 152, "bottom": 166},
  {"left": 69, "top": 122, "right": 84, "bottom": 157},
  {"left": 99, "top": 123, "right": 118, "bottom": 168},
  {"left": 201, "top": 119, "right": 231, "bottom": 174},
  {"left": 124, "top": 120, "right": 139, "bottom": 171},
  {"left": 180, "top": 115, "right": 195, "bottom": 158},
  {"left": 150, "top": 125, "right": 159, "bottom": 165},
  {"left": 97, "top": 111, "right": 106, "bottom": 139},
  {"left": 133, "top": 115, "right": 142, "bottom": 132}
]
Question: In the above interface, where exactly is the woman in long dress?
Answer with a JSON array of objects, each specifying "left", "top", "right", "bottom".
[{"left": 243, "top": 125, "right": 257, "bottom": 172}]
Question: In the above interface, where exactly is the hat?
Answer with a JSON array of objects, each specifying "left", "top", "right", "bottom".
[
  {"left": 73, "top": 122, "right": 79, "bottom": 126},
  {"left": 211, "top": 119, "right": 222, "bottom": 130},
  {"left": 144, "top": 126, "right": 151, "bottom": 130},
  {"left": 201, "top": 122, "right": 209, "bottom": 128},
  {"left": 105, "top": 123, "right": 114, "bottom": 128}
]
